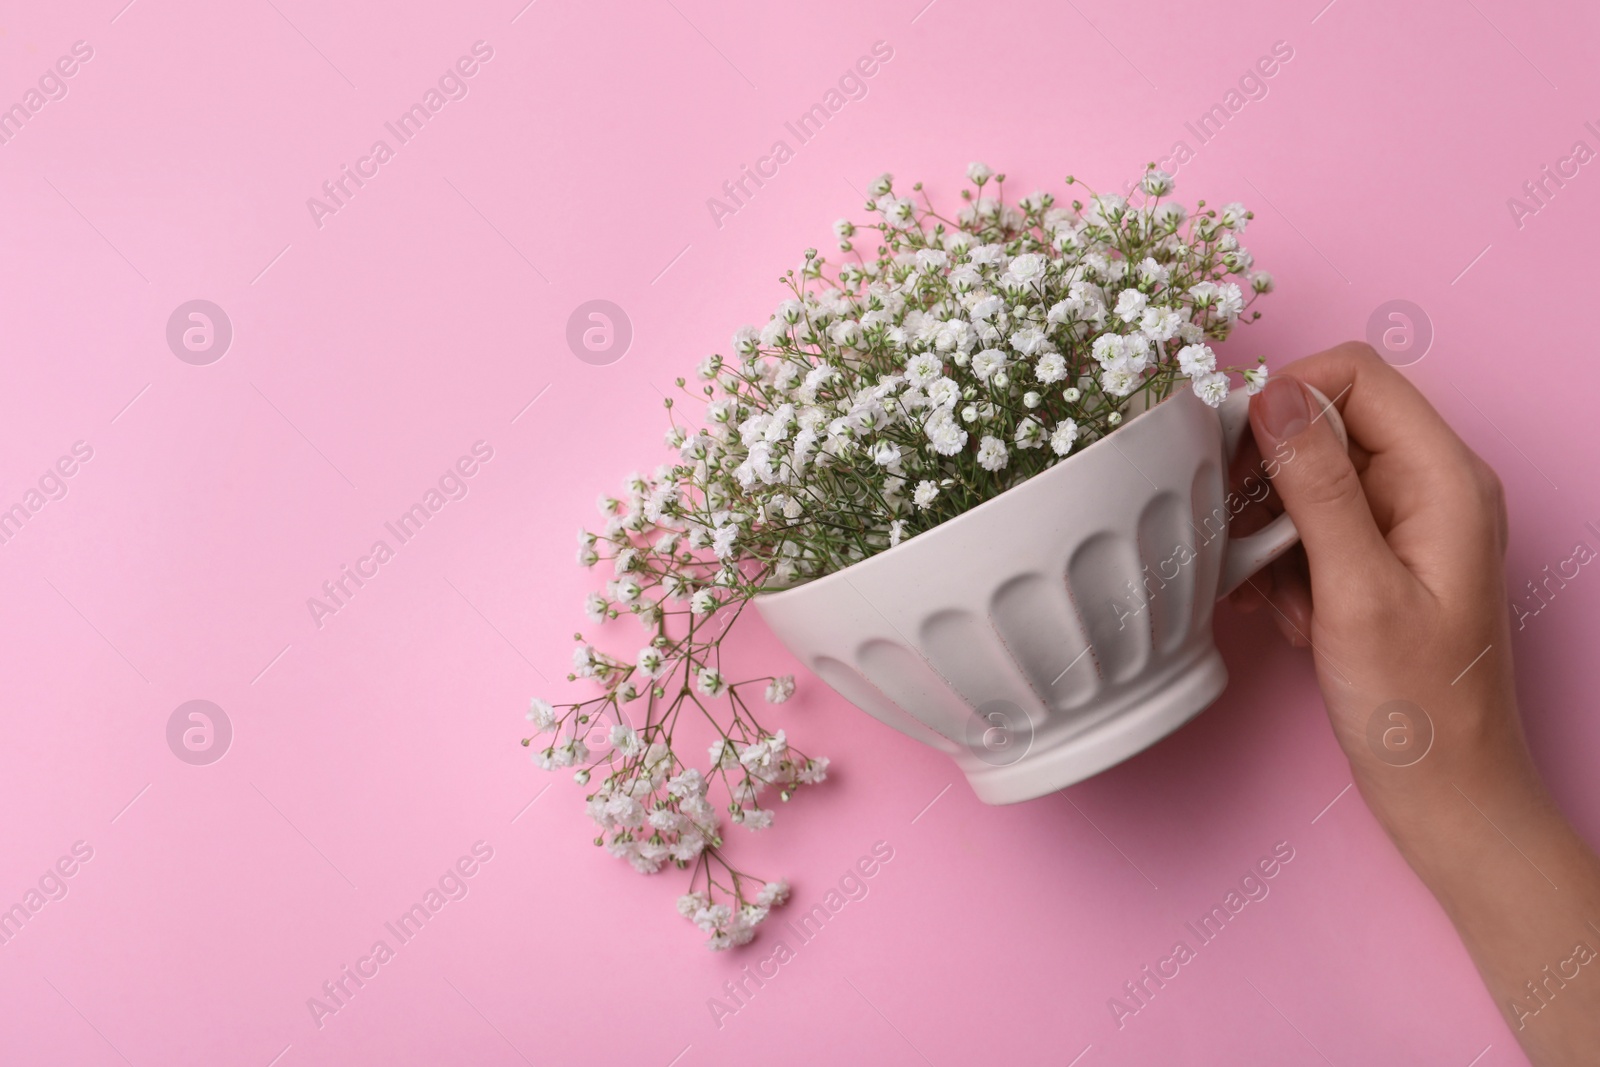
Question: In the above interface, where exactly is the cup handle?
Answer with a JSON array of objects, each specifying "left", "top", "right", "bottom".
[{"left": 1214, "top": 382, "right": 1348, "bottom": 600}]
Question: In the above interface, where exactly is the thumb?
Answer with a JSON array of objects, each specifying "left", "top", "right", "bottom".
[{"left": 1249, "top": 375, "right": 1394, "bottom": 592}]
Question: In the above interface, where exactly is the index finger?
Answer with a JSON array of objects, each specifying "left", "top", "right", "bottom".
[
  {"left": 1276, "top": 341, "right": 1463, "bottom": 464},
  {"left": 1278, "top": 341, "right": 1504, "bottom": 594}
]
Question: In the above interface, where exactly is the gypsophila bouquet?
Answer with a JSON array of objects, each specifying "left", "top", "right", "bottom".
[{"left": 526, "top": 163, "right": 1272, "bottom": 949}]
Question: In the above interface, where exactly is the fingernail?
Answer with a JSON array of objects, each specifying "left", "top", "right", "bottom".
[{"left": 1258, "top": 376, "right": 1310, "bottom": 443}]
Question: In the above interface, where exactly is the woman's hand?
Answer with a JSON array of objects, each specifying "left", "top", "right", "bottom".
[{"left": 1234, "top": 342, "right": 1600, "bottom": 1065}]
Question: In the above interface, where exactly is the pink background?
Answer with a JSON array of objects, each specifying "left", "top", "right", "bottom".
[{"left": 2, "top": 0, "right": 1597, "bottom": 1063}]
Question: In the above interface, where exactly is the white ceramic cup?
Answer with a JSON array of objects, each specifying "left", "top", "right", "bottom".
[{"left": 754, "top": 385, "right": 1347, "bottom": 803}]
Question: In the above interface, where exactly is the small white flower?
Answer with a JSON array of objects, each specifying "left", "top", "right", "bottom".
[
  {"left": 1139, "top": 306, "right": 1184, "bottom": 342},
  {"left": 971, "top": 348, "right": 1007, "bottom": 381},
  {"left": 572, "top": 644, "right": 599, "bottom": 678},
  {"left": 1101, "top": 366, "right": 1140, "bottom": 397},
  {"left": 668, "top": 768, "right": 707, "bottom": 799},
  {"left": 924, "top": 409, "right": 968, "bottom": 455},
  {"left": 1014, "top": 417, "right": 1045, "bottom": 449},
  {"left": 1250, "top": 271, "right": 1274, "bottom": 294},
  {"left": 1050, "top": 419, "right": 1080, "bottom": 456},
  {"left": 888, "top": 519, "right": 907, "bottom": 547},
  {"left": 756, "top": 880, "right": 791, "bottom": 907},
  {"left": 1177, "top": 343, "right": 1217, "bottom": 377},
  {"left": 925, "top": 376, "right": 960, "bottom": 408},
  {"left": 796, "top": 757, "right": 830, "bottom": 784},
  {"left": 871, "top": 440, "right": 902, "bottom": 467},
  {"left": 709, "top": 738, "right": 738, "bottom": 769},
  {"left": 1215, "top": 283, "right": 1245, "bottom": 322},
  {"left": 1003, "top": 253, "right": 1048, "bottom": 288},
  {"left": 765, "top": 675, "right": 795, "bottom": 704},
  {"left": 976, "top": 435, "right": 1009, "bottom": 471},
  {"left": 913, "top": 480, "right": 940, "bottom": 509},
  {"left": 1242, "top": 366, "right": 1269, "bottom": 395},
  {"left": 1154, "top": 202, "right": 1187, "bottom": 229},
  {"left": 905, "top": 352, "right": 943, "bottom": 387},
  {"left": 610, "top": 723, "right": 644, "bottom": 757},
  {"left": 882, "top": 195, "right": 917, "bottom": 227},
  {"left": 1140, "top": 168, "right": 1174, "bottom": 197},
  {"left": 556, "top": 736, "right": 589, "bottom": 767},
  {"left": 1008, "top": 326, "right": 1049, "bottom": 356},
  {"left": 867, "top": 172, "right": 894, "bottom": 197},
  {"left": 968, "top": 293, "right": 1004, "bottom": 321},
  {"left": 635, "top": 647, "right": 666, "bottom": 679},
  {"left": 967, "top": 161, "right": 993, "bottom": 184},
  {"left": 1192, "top": 371, "right": 1230, "bottom": 407},
  {"left": 1114, "top": 289, "right": 1148, "bottom": 323},
  {"left": 690, "top": 589, "right": 717, "bottom": 615},
  {"left": 526, "top": 698, "right": 558, "bottom": 732},
  {"left": 696, "top": 667, "right": 727, "bottom": 697},
  {"left": 1034, "top": 352, "right": 1068, "bottom": 384},
  {"left": 711, "top": 523, "right": 738, "bottom": 559},
  {"left": 1086, "top": 193, "right": 1127, "bottom": 227}
]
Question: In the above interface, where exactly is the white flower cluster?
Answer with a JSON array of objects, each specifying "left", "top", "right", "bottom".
[
  {"left": 529, "top": 164, "right": 1270, "bottom": 949},
  {"left": 677, "top": 878, "right": 791, "bottom": 950}
]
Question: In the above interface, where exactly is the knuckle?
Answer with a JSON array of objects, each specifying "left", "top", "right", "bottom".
[
  {"left": 1297, "top": 451, "right": 1366, "bottom": 512},
  {"left": 1466, "top": 456, "right": 1510, "bottom": 551},
  {"left": 1337, "top": 340, "right": 1383, "bottom": 368},
  {"left": 1471, "top": 458, "right": 1505, "bottom": 507}
]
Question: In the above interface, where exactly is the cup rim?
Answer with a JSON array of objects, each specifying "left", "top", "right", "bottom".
[{"left": 755, "top": 385, "right": 1210, "bottom": 607}]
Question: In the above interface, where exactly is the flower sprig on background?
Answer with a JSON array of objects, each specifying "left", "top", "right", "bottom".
[{"left": 525, "top": 163, "right": 1270, "bottom": 948}]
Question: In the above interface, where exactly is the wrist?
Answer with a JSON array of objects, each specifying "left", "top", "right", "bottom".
[{"left": 1352, "top": 733, "right": 1563, "bottom": 896}]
